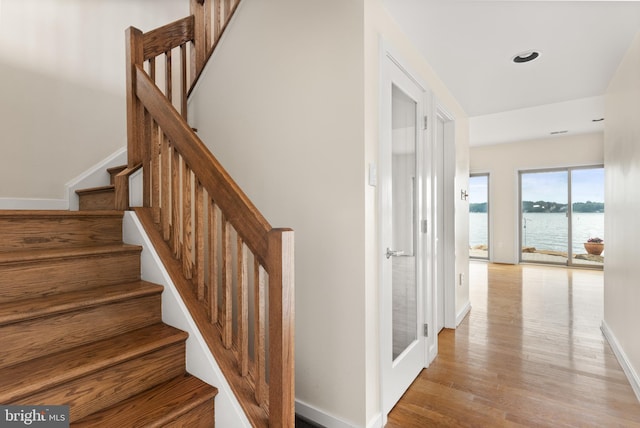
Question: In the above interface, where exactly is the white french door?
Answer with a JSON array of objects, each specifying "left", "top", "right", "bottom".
[{"left": 380, "top": 52, "right": 429, "bottom": 417}]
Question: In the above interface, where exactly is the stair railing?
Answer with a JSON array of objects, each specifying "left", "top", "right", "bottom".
[{"left": 121, "top": 1, "right": 294, "bottom": 426}]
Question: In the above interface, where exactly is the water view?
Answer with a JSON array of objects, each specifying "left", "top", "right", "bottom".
[
  {"left": 470, "top": 211, "right": 605, "bottom": 256},
  {"left": 469, "top": 167, "right": 604, "bottom": 266}
]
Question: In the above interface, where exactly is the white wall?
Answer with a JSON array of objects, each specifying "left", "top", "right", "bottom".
[
  {"left": 470, "top": 133, "right": 604, "bottom": 264},
  {"left": 0, "top": 0, "right": 187, "bottom": 201},
  {"left": 603, "top": 31, "right": 640, "bottom": 399},
  {"left": 189, "top": 0, "right": 367, "bottom": 425}
]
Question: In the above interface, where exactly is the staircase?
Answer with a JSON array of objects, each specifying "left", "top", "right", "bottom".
[
  {"left": 0, "top": 207, "right": 218, "bottom": 425},
  {"left": 1, "top": 1, "right": 295, "bottom": 426}
]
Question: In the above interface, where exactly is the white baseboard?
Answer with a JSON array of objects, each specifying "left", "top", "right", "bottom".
[
  {"left": 0, "top": 198, "right": 68, "bottom": 210},
  {"left": 294, "top": 400, "right": 382, "bottom": 428},
  {"left": 456, "top": 301, "right": 471, "bottom": 326},
  {"left": 295, "top": 399, "right": 361, "bottom": 428},
  {"left": 601, "top": 320, "right": 640, "bottom": 403}
]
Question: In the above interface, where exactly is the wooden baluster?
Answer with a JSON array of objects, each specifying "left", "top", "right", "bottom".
[
  {"left": 148, "top": 59, "right": 161, "bottom": 223},
  {"left": 195, "top": 180, "right": 205, "bottom": 300},
  {"left": 151, "top": 118, "right": 160, "bottom": 219},
  {"left": 205, "top": 0, "right": 212, "bottom": 53},
  {"left": 148, "top": 58, "right": 156, "bottom": 85},
  {"left": 161, "top": 137, "right": 171, "bottom": 241},
  {"left": 208, "top": 199, "right": 219, "bottom": 324},
  {"left": 190, "top": 0, "right": 206, "bottom": 83},
  {"left": 214, "top": 0, "right": 221, "bottom": 43},
  {"left": 165, "top": 50, "right": 172, "bottom": 103},
  {"left": 180, "top": 43, "right": 188, "bottom": 119},
  {"left": 268, "top": 229, "right": 295, "bottom": 427},
  {"left": 254, "top": 260, "right": 267, "bottom": 405},
  {"left": 237, "top": 237, "right": 249, "bottom": 376},
  {"left": 224, "top": 0, "right": 231, "bottom": 20},
  {"left": 221, "top": 215, "right": 232, "bottom": 348},
  {"left": 182, "top": 161, "right": 193, "bottom": 279},
  {"left": 171, "top": 149, "right": 181, "bottom": 257},
  {"left": 141, "top": 103, "right": 153, "bottom": 208}
]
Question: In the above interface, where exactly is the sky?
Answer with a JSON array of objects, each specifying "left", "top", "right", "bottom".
[
  {"left": 469, "top": 175, "right": 488, "bottom": 204},
  {"left": 469, "top": 168, "right": 604, "bottom": 204},
  {"left": 522, "top": 168, "right": 604, "bottom": 203}
]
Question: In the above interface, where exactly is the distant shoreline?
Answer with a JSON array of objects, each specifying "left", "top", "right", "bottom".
[{"left": 470, "top": 201, "right": 604, "bottom": 214}]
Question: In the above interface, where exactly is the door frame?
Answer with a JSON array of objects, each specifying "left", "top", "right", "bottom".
[
  {"left": 378, "top": 41, "right": 433, "bottom": 422},
  {"left": 435, "top": 104, "right": 457, "bottom": 332}
]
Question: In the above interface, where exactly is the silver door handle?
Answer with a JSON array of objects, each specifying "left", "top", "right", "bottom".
[{"left": 385, "top": 248, "right": 404, "bottom": 259}]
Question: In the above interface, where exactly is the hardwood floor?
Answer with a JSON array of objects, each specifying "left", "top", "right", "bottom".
[{"left": 386, "top": 262, "right": 640, "bottom": 427}]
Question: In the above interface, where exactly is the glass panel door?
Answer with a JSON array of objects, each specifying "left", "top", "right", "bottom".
[
  {"left": 571, "top": 167, "right": 605, "bottom": 267},
  {"left": 520, "top": 170, "right": 569, "bottom": 264},
  {"left": 469, "top": 174, "right": 489, "bottom": 259},
  {"left": 380, "top": 53, "right": 427, "bottom": 416},
  {"left": 391, "top": 84, "right": 418, "bottom": 360}
]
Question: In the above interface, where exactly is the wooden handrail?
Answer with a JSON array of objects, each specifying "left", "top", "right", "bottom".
[
  {"left": 122, "top": 1, "right": 294, "bottom": 426},
  {"left": 142, "top": 16, "right": 194, "bottom": 60},
  {"left": 134, "top": 65, "right": 271, "bottom": 260}
]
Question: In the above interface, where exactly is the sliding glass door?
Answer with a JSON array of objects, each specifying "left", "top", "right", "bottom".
[
  {"left": 520, "top": 166, "right": 604, "bottom": 268},
  {"left": 520, "top": 170, "right": 569, "bottom": 265},
  {"left": 469, "top": 174, "right": 489, "bottom": 259},
  {"left": 571, "top": 168, "right": 605, "bottom": 267}
]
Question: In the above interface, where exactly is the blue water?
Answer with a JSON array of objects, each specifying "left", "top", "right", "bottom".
[{"left": 470, "top": 212, "right": 604, "bottom": 255}]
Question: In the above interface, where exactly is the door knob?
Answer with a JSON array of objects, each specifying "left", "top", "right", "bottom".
[{"left": 385, "top": 248, "right": 404, "bottom": 259}]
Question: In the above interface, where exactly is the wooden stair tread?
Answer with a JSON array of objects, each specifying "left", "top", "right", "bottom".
[
  {"left": 73, "top": 374, "right": 217, "bottom": 427},
  {"left": 0, "top": 323, "right": 187, "bottom": 403},
  {"left": 106, "top": 165, "right": 127, "bottom": 175},
  {"left": 0, "top": 280, "right": 162, "bottom": 325},
  {"left": 75, "top": 185, "right": 115, "bottom": 195},
  {"left": 0, "top": 243, "right": 141, "bottom": 264},
  {"left": 0, "top": 210, "right": 122, "bottom": 218}
]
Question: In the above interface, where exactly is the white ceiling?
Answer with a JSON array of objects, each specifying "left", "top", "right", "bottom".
[{"left": 381, "top": 0, "right": 640, "bottom": 145}]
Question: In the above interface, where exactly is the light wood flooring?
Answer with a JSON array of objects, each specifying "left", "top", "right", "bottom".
[{"left": 386, "top": 262, "right": 640, "bottom": 427}]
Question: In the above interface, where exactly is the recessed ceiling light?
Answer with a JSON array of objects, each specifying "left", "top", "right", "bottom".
[{"left": 512, "top": 50, "right": 540, "bottom": 64}]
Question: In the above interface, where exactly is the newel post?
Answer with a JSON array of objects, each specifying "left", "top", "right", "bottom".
[
  {"left": 190, "top": 0, "right": 207, "bottom": 82},
  {"left": 122, "top": 27, "right": 146, "bottom": 210},
  {"left": 267, "top": 228, "right": 295, "bottom": 427},
  {"left": 125, "top": 27, "right": 144, "bottom": 168},
  {"left": 122, "top": 27, "right": 145, "bottom": 210}
]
